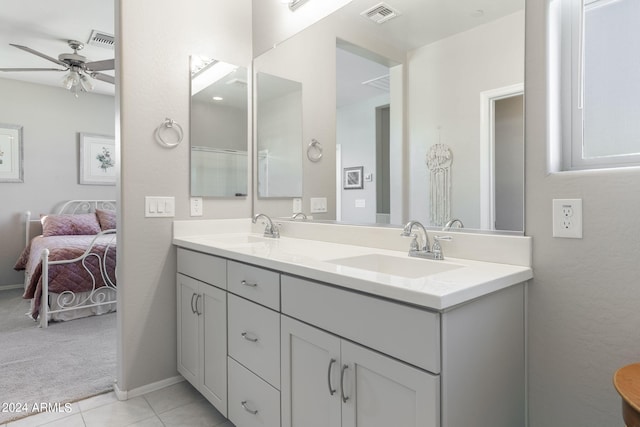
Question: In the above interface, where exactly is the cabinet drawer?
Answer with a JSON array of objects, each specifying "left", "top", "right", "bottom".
[
  {"left": 227, "top": 261, "right": 280, "bottom": 310},
  {"left": 228, "top": 294, "right": 280, "bottom": 389},
  {"left": 177, "top": 248, "right": 226, "bottom": 289},
  {"left": 228, "top": 357, "right": 280, "bottom": 427},
  {"left": 281, "top": 275, "right": 441, "bottom": 374}
]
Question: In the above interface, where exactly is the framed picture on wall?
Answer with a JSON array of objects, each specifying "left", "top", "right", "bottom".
[
  {"left": 0, "top": 123, "right": 24, "bottom": 183},
  {"left": 343, "top": 166, "right": 363, "bottom": 190},
  {"left": 79, "top": 133, "right": 116, "bottom": 185}
]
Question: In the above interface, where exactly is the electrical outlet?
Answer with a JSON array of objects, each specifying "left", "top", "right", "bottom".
[
  {"left": 190, "top": 197, "right": 203, "bottom": 217},
  {"left": 292, "top": 198, "right": 302, "bottom": 213},
  {"left": 552, "top": 199, "right": 582, "bottom": 238}
]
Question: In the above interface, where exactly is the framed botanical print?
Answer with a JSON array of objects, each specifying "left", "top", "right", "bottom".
[
  {"left": 0, "top": 123, "right": 24, "bottom": 183},
  {"left": 79, "top": 133, "right": 116, "bottom": 185}
]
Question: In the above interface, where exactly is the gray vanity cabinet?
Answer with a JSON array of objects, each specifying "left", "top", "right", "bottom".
[
  {"left": 176, "top": 250, "right": 228, "bottom": 417},
  {"left": 281, "top": 315, "right": 439, "bottom": 427}
]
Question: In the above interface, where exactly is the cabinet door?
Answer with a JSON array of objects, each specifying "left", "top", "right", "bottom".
[
  {"left": 281, "top": 316, "right": 341, "bottom": 427},
  {"left": 200, "top": 282, "right": 228, "bottom": 417},
  {"left": 177, "top": 274, "right": 200, "bottom": 385},
  {"left": 341, "top": 341, "right": 440, "bottom": 427}
]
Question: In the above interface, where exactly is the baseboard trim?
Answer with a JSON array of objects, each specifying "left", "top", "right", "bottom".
[
  {"left": 113, "top": 375, "right": 184, "bottom": 401},
  {"left": 0, "top": 284, "right": 24, "bottom": 291}
]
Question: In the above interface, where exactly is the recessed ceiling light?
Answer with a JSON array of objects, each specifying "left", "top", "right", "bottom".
[{"left": 212, "top": 96, "right": 224, "bottom": 101}]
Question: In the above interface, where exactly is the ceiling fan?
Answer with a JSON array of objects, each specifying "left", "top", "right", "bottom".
[{"left": 0, "top": 39, "right": 115, "bottom": 96}]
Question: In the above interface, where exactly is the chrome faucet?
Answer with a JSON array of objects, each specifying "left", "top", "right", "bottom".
[
  {"left": 252, "top": 213, "right": 280, "bottom": 238},
  {"left": 443, "top": 218, "right": 464, "bottom": 230},
  {"left": 400, "top": 220, "right": 450, "bottom": 260},
  {"left": 291, "top": 212, "right": 307, "bottom": 220}
]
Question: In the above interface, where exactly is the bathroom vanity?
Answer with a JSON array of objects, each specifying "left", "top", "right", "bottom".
[{"left": 173, "top": 219, "right": 532, "bottom": 427}]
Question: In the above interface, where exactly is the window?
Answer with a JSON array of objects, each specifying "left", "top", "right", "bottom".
[{"left": 552, "top": 0, "right": 640, "bottom": 170}]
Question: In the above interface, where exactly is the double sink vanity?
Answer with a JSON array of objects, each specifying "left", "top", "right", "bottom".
[{"left": 173, "top": 217, "right": 532, "bottom": 427}]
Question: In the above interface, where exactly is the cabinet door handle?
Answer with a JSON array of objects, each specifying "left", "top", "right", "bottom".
[
  {"left": 241, "top": 331, "right": 259, "bottom": 343},
  {"left": 340, "top": 364, "right": 350, "bottom": 403},
  {"left": 190, "top": 293, "right": 197, "bottom": 314},
  {"left": 195, "top": 294, "right": 202, "bottom": 316},
  {"left": 241, "top": 400, "right": 258, "bottom": 415},
  {"left": 327, "top": 358, "right": 337, "bottom": 396},
  {"left": 241, "top": 280, "right": 257, "bottom": 287}
]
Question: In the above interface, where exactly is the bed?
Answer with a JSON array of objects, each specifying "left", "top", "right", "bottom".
[{"left": 14, "top": 200, "right": 117, "bottom": 328}]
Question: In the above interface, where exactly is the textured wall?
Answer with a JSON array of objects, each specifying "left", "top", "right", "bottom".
[
  {"left": 116, "top": 0, "right": 252, "bottom": 392},
  {"left": 526, "top": 1, "right": 640, "bottom": 426}
]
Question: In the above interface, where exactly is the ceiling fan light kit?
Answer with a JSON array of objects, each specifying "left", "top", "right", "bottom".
[{"left": 0, "top": 39, "right": 114, "bottom": 97}]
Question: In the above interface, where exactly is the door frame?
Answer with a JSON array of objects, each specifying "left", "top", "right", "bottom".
[{"left": 479, "top": 83, "right": 524, "bottom": 230}]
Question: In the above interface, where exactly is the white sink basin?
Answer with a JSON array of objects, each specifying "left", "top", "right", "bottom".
[{"left": 327, "top": 253, "right": 464, "bottom": 279}]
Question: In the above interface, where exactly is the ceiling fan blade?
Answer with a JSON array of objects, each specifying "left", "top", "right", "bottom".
[
  {"left": 90, "top": 72, "right": 115, "bottom": 84},
  {"left": 9, "top": 44, "right": 69, "bottom": 68},
  {"left": 84, "top": 59, "right": 114, "bottom": 72},
  {"left": 0, "top": 67, "right": 66, "bottom": 72}
]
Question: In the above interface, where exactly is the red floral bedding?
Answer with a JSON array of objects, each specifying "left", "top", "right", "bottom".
[{"left": 14, "top": 234, "right": 117, "bottom": 319}]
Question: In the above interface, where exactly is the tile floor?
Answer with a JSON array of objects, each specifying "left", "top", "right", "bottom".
[{"left": 1, "top": 381, "right": 233, "bottom": 427}]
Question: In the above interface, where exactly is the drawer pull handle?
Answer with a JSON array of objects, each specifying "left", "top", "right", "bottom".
[
  {"left": 341, "top": 364, "right": 350, "bottom": 403},
  {"left": 327, "top": 358, "right": 337, "bottom": 395},
  {"left": 241, "top": 400, "right": 258, "bottom": 415},
  {"left": 241, "top": 280, "right": 257, "bottom": 287},
  {"left": 241, "top": 332, "right": 259, "bottom": 343}
]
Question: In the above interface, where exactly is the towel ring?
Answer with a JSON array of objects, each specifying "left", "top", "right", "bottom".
[
  {"left": 307, "top": 139, "right": 323, "bottom": 162},
  {"left": 155, "top": 118, "right": 183, "bottom": 148}
]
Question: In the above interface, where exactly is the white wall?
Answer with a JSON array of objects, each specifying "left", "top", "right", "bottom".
[
  {"left": 526, "top": 1, "right": 640, "bottom": 426},
  {"left": 117, "top": 0, "right": 252, "bottom": 392},
  {"left": 0, "top": 78, "right": 115, "bottom": 287},
  {"left": 338, "top": 93, "right": 389, "bottom": 223},
  {"left": 407, "top": 11, "right": 524, "bottom": 229},
  {"left": 191, "top": 101, "right": 247, "bottom": 151}
]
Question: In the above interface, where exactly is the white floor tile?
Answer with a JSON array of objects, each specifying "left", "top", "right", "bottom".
[
  {"left": 77, "top": 392, "right": 119, "bottom": 413},
  {"left": 6, "top": 403, "right": 80, "bottom": 427},
  {"left": 142, "top": 381, "right": 203, "bottom": 415},
  {"left": 81, "top": 397, "right": 155, "bottom": 427},
  {"left": 158, "top": 399, "right": 227, "bottom": 427},
  {"left": 122, "top": 416, "right": 164, "bottom": 427},
  {"left": 39, "top": 413, "right": 85, "bottom": 427}
]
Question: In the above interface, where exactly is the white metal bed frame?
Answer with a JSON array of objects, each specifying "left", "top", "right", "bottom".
[{"left": 24, "top": 200, "right": 117, "bottom": 328}]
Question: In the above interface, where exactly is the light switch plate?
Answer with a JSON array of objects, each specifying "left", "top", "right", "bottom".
[
  {"left": 355, "top": 199, "right": 366, "bottom": 208},
  {"left": 145, "top": 196, "right": 175, "bottom": 218},
  {"left": 310, "top": 197, "right": 327, "bottom": 213},
  {"left": 552, "top": 198, "right": 582, "bottom": 238}
]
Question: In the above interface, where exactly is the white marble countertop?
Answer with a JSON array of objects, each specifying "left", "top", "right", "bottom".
[{"left": 173, "top": 222, "right": 532, "bottom": 310}]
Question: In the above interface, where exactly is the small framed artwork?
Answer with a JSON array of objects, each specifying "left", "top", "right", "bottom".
[
  {"left": 79, "top": 133, "right": 116, "bottom": 185},
  {"left": 343, "top": 166, "right": 364, "bottom": 190},
  {"left": 0, "top": 123, "right": 24, "bottom": 183}
]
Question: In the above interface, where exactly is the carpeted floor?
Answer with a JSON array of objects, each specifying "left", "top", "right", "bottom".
[{"left": 0, "top": 287, "right": 116, "bottom": 424}]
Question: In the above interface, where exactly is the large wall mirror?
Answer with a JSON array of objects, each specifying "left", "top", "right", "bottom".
[
  {"left": 256, "top": 72, "right": 303, "bottom": 198},
  {"left": 253, "top": 0, "right": 525, "bottom": 233},
  {"left": 190, "top": 56, "right": 249, "bottom": 197}
]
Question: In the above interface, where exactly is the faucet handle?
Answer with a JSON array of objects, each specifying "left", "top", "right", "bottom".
[{"left": 431, "top": 235, "right": 452, "bottom": 260}]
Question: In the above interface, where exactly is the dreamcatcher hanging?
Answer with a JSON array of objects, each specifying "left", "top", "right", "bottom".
[{"left": 425, "top": 143, "right": 452, "bottom": 227}]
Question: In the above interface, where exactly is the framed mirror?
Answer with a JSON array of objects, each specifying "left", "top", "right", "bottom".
[
  {"left": 190, "top": 56, "right": 249, "bottom": 198},
  {"left": 252, "top": 0, "right": 525, "bottom": 233}
]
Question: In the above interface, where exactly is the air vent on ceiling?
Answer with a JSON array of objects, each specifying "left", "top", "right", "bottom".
[
  {"left": 87, "top": 30, "right": 115, "bottom": 49},
  {"left": 362, "top": 74, "right": 390, "bottom": 91},
  {"left": 361, "top": 2, "right": 401, "bottom": 24}
]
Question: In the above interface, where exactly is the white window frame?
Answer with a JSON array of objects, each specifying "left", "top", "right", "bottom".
[{"left": 555, "top": 0, "right": 640, "bottom": 170}]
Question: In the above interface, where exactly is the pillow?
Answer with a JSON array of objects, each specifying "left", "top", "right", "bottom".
[
  {"left": 96, "top": 209, "right": 116, "bottom": 231},
  {"left": 41, "top": 213, "right": 101, "bottom": 237}
]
